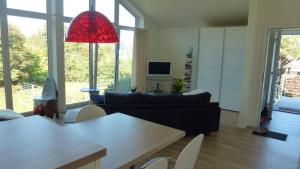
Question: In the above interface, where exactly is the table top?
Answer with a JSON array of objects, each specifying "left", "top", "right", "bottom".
[
  {"left": 80, "top": 88, "right": 100, "bottom": 92},
  {"left": 0, "top": 116, "right": 106, "bottom": 169},
  {"left": 65, "top": 113, "right": 185, "bottom": 169}
]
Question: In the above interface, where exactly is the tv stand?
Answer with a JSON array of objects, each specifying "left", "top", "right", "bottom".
[{"left": 147, "top": 76, "right": 172, "bottom": 93}]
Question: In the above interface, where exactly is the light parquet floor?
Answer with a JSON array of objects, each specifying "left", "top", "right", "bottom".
[{"left": 138, "top": 110, "right": 300, "bottom": 169}]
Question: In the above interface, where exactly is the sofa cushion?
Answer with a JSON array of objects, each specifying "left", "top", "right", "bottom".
[
  {"left": 104, "top": 93, "right": 141, "bottom": 104},
  {"left": 179, "top": 92, "right": 211, "bottom": 104},
  {"left": 141, "top": 94, "right": 181, "bottom": 104}
]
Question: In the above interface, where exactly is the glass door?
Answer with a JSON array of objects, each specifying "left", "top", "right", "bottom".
[{"left": 260, "top": 29, "right": 282, "bottom": 118}]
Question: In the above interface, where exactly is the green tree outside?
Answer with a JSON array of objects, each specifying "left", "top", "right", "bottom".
[{"left": 1, "top": 23, "right": 133, "bottom": 111}]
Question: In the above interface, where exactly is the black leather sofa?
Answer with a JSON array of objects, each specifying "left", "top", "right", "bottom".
[{"left": 97, "top": 92, "right": 221, "bottom": 136}]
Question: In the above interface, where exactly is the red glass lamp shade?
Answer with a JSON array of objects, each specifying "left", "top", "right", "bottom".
[{"left": 65, "top": 11, "right": 119, "bottom": 43}]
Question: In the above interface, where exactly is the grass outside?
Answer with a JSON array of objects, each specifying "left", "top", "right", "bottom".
[
  {"left": 65, "top": 82, "right": 90, "bottom": 104},
  {"left": 12, "top": 84, "right": 42, "bottom": 113},
  {"left": 0, "top": 82, "right": 92, "bottom": 113},
  {"left": 0, "top": 88, "right": 6, "bottom": 109},
  {"left": 0, "top": 79, "right": 129, "bottom": 113}
]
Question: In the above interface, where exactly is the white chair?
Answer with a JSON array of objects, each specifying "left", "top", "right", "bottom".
[
  {"left": 65, "top": 105, "right": 106, "bottom": 123},
  {"left": 140, "top": 157, "right": 168, "bottom": 169},
  {"left": 141, "top": 134, "right": 204, "bottom": 169},
  {"left": 174, "top": 134, "right": 204, "bottom": 169}
]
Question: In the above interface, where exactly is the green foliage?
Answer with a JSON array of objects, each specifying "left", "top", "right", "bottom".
[
  {"left": 0, "top": 24, "right": 132, "bottom": 94},
  {"left": 280, "top": 35, "right": 300, "bottom": 61},
  {"left": 106, "top": 74, "right": 131, "bottom": 93},
  {"left": 4, "top": 24, "right": 47, "bottom": 85},
  {"left": 172, "top": 78, "right": 184, "bottom": 93},
  {"left": 97, "top": 44, "right": 115, "bottom": 91},
  {"left": 64, "top": 42, "right": 89, "bottom": 82}
]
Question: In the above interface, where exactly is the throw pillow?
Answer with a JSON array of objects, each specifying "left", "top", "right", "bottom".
[
  {"left": 179, "top": 92, "right": 211, "bottom": 104},
  {"left": 183, "top": 89, "right": 208, "bottom": 95}
]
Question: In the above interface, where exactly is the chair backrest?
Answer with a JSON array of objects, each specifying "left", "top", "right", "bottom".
[
  {"left": 174, "top": 134, "right": 204, "bottom": 169},
  {"left": 75, "top": 105, "right": 107, "bottom": 123},
  {"left": 140, "top": 158, "right": 168, "bottom": 169},
  {"left": 42, "top": 77, "right": 57, "bottom": 99}
]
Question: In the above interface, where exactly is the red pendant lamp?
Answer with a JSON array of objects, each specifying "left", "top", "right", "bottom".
[
  {"left": 65, "top": 3, "right": 119, "bottom": 90},
  {"left": 65, "top": 11, "right": 119, "bottom": 43}
]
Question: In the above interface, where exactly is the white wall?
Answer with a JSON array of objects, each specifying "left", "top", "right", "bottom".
[
  {"left": 143, "top": 19, "right": 159, "bottom": 59},
  {"left": 239, "top": 0, "right": 300, "bottom": 127},
  {"left": 142, "top": 0, "right": 300, "bottom": 128},
  {"left": 153, "top": 28, "right": 199, "bottom": 80}
]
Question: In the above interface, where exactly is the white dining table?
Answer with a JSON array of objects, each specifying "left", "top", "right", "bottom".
[{"left": 65, "top": 113, "right": 185, "bottom": 169}]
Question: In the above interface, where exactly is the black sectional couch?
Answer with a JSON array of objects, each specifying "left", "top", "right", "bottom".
[{"left": 97, "top": 92, "right": 221, "bottom": 136}]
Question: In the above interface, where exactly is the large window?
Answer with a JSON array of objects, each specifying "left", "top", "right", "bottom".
[
  {"left": 119, "top": 4, "right": 136, "bottom": 27},
  {"left": 116, "top": 4, "right": 136, "bottom": 93},
  {"left": 63, "top": 0, "right": 90, "bottom": 105},
  {"left": 96, "top": 0, "right": 115, "bottom": 22},
  {"left": 63, "top": 0, "right": 89, "bottom": 17},
  {"left": 64, "top": 23, "right": 90, "bottom": 104},
  {"left": 0, "top": 0, "right": 142, "bottom": 112},
  {"left": 97, "top": 44, "right": 115, "bottom": 94},
  {"left": 118, "top": 30, "right": 134, "bottom": 93},
  {"left": 8, "top": 16, "right": 47, "bottom": 112},
  {"left": 7, "top": 0, "right": 46, "bottom": 13},
  {"left": 0, "top": 30, "right": 6, "bottom": 109}
]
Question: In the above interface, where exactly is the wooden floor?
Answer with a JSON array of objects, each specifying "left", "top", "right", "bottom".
[{"left": 138, "top": 110, "right": 300, "bottom": 169}]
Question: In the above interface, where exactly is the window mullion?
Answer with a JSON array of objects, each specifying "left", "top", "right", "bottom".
[
  {"left": 46, "top": 0, "right": 52, "bottom": 77},
  {"left": 113, "top": 0, "right": 120, "bottom": 93},
  {"left": 0, "top": 0, "right": 13, "bottom": 109},
  {"left": 5, "top": 8, "right": 47, "bottom": 20}
]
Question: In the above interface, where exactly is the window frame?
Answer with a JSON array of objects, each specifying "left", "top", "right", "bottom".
[
  {"left": 0, "top": 0, "right": 143, "bottom": 112},
  {"left": 61, "top": 0, "right": 142, "bottom": 107},
  {"left": 113, "top": 0, "right": 139, "bottom": 93},
  {"left": 0, "top": 0, "right": 50, "bottom": 114}
]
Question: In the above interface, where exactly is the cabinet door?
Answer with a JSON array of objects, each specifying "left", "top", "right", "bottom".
[
  {"left": 197, "top": 28, "right": 224, "bottom": 102},
  {"left": 220, "top": 27, "right": 246, "bottom": 111}
]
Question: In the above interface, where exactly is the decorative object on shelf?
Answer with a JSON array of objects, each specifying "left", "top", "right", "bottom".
[
  {"left": 131, "top": 86, "right": 137, "bottom": 93},
  {"left": 65, "top": 0, "right": 119, "bottom": 90},
  {"left": 184, "top": 49, "right": 193, "bottom": 92},
  {"left": 172, "top": 78, "right": 183, "bottom": 94}
]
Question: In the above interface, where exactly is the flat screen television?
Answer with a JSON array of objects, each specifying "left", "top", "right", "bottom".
[{"left": 147, "top": 61, "right": 171, "bottom": 76}]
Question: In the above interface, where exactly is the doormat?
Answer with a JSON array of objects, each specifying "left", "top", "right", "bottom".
[{"left": 253, "top": 130, "right": 288, "bottom": 141}]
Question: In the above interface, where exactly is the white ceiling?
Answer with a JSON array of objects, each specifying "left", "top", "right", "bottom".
[{"left": 127, "top": 0, "right": 249, "bottom": 27}]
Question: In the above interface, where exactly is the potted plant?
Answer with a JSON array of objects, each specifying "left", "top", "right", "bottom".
[{"left": 172, "top": 79, "right": 183, "bottom": 93}]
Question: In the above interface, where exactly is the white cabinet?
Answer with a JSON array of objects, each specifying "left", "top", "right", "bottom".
[
  {"left": 197, "top": 27, "right": 246, "bottom": 111},
  {"left": 197, "top": 28, "right": 224, "bottom": 102}
]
